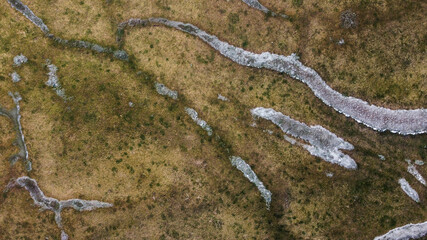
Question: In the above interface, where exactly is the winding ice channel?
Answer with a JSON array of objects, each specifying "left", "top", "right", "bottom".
[{"left": 118, "top": 18, "right": 427, "bottom": 135}]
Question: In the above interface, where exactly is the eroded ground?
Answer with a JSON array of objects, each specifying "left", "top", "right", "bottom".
[{"left": 0, "top": 0, "right": 426, "bottom": 239}]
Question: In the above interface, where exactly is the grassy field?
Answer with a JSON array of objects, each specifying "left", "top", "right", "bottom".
[{"left": 0, "top": 0, "right": 426, "bottom": 239}]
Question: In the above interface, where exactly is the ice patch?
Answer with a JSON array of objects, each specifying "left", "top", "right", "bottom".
[
  {"left": 398, "top": 178, "right": 420, "bottom": 203},
  {"left": 217, "top": 94, "right": 229, "bottom": 101},
  {"left": 0, "top": 92, "right": 31, "bottom": 171},
  {"left": 7, "top": 176, "right": 112, "bottom": 240},
  {"left": 374, "top": 221, "right": 427, "bottom": 240},
  {"left": 251, "top": 107, "right": 357, "bottom": 169},
  {"left": 6, "top": 0, "right": 49, "bottom": 33},
  {"left": 11, "top": 72, "right": 21, "bottom": 83},
  {"left": 241, "top": 0, "right": 287, "bottom": 18},
  {"left": 13, "top": 54, "right": 28, "bottom": 66},
  {"left": 415, "top": 160, "right": 424, "bottom": 166},
  {"left": 46, "top": 60, "right": 70, "bottom": 100},
  {"left": 230, "top": 156, "right": 272, "bottom": 209},
  {"left": 407, "top": 160, "right": 426, "bottom": 186},
  {"left": 185, "top": 107, "right": 212, "bottom": 136},
  {"left": 155, "top": 82, "right": 178, "bottom": 100},
  {"left": 326, "top": 172, "right": 334, "bottom": 177}
]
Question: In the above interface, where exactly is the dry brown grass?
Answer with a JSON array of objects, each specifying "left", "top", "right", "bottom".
[{"left": 0, "top": 0, "right": 426, "bottom": 239}]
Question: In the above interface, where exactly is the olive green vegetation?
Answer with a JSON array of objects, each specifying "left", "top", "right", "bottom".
[{"left": 0, "top": 0, "right": 426, "bottom": 239}]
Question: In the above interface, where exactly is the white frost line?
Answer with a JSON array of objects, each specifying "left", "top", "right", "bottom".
[
  {"left": 217, "top": 94, "right": 229, "bottom": 101},
  {"left": 155, "top": 82, "right": 178, "bottom": 100},
  {"left": 241, "top": 0, "right": 287, "bottom": 18},
  {"left": 185, "top": 107, "right": 213, "bottom": 136},
  {"left": 8, "top": 176, "right": 113, "bottom": 240},
  {"left": 46, "top": 60, "right": 70, "bottom": 101},
  {"left": 374, "top": 221, "right": 427, "bottom": 240},
  {"left": 118, "top": 18, "right": 427, "bottom": 135},
  {"left": 407, "top": 160, "right": 426, "bottom": 186},
  {"left": 251, "top": 107, "right": 357, "bottom": 169},
  {"left": 398, "top": 178, "right": 420, "bottom": 203},
  {"left": 13, "top": 54, "right": 28, "bottom": 66},
  {"left": 10, "top": 72, "right": 21, "bottom": 83},
  {"left": 230, "top": 156, "right": 272, "bottom": 209}
]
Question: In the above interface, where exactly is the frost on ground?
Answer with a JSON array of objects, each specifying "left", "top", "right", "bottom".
[
  {"left": 241, "top": 0, "right": 287, "bottom": 18},
  {"left": 251, "top": 107, "right": 357, "bottom": 169},
  {"left": 6, "top": 176, "right": 113, "bottom": 240},
  {"left": 374, "top": 221, "right": 427, "bottom": 240},
  {"left": 398, "top": 178, "right": 420, "bottom": 203},
  {"left": 230, "top": 156, "right": 272, "bottom": 209},
  {"left": 378, "top": 155, "right": 385, "bottom": 161},
  {"left": 6, "top": 0, "right": 129, "bottom": 61},
  {"left": 185, "top": 107, "right": 213, "bottom": 136},
  {"left": 406, "top": 160, "right": 426, "bottom": 186},
  {"left": 46, "top": 60, "right": 70, "bottom": 101},
  {"left": 118, "top": 18, "right": 427, "bottom": 135},
  {"left": 6, "top": 0, "right": 49, "bottom": 34},
  {"left": 217, "top": 94, "right": 229, "bottom": 101},
  {"left": 155, "top": 82, "right": 178, "bottom": 100},
  {"left": 0, "top": 92, "right": 31, "bottom": 171},
  {"left": 10, "top": 72, "right": 21, "bottom": 83},
  {"left": 13, "top": 54, "right": 28, "bottom": 66},
  {"left": 326, "top": 172, "right": 334, "bottom": 177}
]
